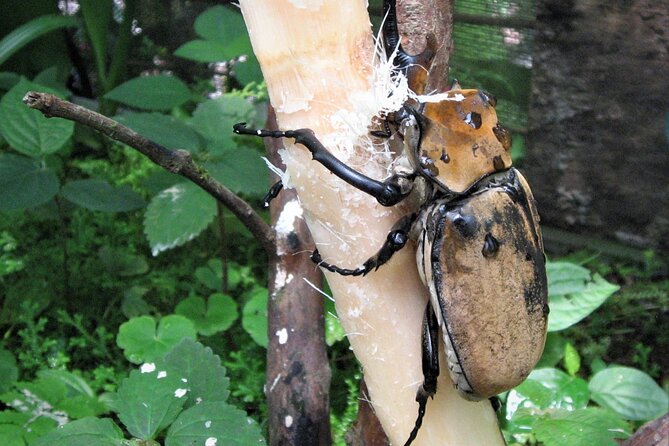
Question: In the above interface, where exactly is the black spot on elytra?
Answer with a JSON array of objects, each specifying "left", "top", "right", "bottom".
[
  {"left": 482, "top": 233, "right": 500, "bottom": 258},
  {"left": 449, "top": 212, "right": 478, "bottom": 239},
  {"left": 493, "top": 155, "right": 505, "bottom": 171},
  {"left": 464, "top": 112, "right": 482, "bottom": 129},
  {"left": 493, "top": 123, "right": 512, "bottom": 151},
  {"left": 440, "top": 150, "right": 450, "bottom": 163}
]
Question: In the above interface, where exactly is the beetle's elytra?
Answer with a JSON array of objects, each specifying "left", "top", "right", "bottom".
[{"left": 233, "top": 0, "right": 548, "bottom": 444}]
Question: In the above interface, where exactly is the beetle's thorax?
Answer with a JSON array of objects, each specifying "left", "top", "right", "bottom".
[{"left": 412, "top": 89, "right": 513, "bottom": 194}]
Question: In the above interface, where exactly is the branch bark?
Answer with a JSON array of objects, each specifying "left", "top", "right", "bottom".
[
  {"left": 264, "top": 107, "right": 332, "bottom": 445},
  {"left": 22, "top": 91, "right": 276, "bottom": 257}
]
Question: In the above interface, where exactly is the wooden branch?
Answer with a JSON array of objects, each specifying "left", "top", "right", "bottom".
[
  {"left": 23, "top": 91, "right": 276, "bottom": 257},
  {"left": 264, "top": 107, "right": 332, "bottom": 446}
]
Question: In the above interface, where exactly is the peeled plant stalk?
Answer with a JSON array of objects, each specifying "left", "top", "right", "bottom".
[{"left": 238, "top": 1, "right": 505, "bottom": 444}]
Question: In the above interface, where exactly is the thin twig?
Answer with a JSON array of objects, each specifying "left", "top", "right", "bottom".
[{"left": 23, "top": 91, "right": 276, "bottom": 257}]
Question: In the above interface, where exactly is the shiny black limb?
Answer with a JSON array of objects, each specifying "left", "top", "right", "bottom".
[
  {"left": 262, "top": 180, "right": 283, "bottom": 208},
  {"left": 233, "top": 123, "right": 410, "bottom": 207},
  {"left": 310, "top": 213, "right": 416, "bottom": 276},
  {"left": 382, "top": 0, "right": 416, "bottom": 73},
  {"left": 404, "top": 303, "right": 440, "bottom": 446}
]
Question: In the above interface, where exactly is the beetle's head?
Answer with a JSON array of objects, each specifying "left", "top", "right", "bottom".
[{"left": 404, "top": 89, "right": 513, "bottom": 194}]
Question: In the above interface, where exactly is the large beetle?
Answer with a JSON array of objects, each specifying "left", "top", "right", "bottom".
[{"left": 234, "top": 1, "right": 548, "bottom": 444}]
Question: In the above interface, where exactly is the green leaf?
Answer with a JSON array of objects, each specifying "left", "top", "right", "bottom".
[
  {"left": 536, "top": 332, "right": 567, "bottom": 368},
  {"left": 0, "top": 78, "right": 74, "bottom": 156},
  {"left": 190, "top": 94, "right": 256, "bottom": 151},
  {"left": 547, "top": 262, "right": 591, "bottom": 296},
  {"left": 589, "top": 366, "right": 669, "bottom": 421},
  {"left": 0, "top": 411, "right": 56, "bottom": 445},
  {"left": 115, "top": 112, "right": 201, "bottom": 153},
  {"left": 194, "top": 6, "right": 249, "bottom": 47},
  {"left": 234, "top": 54, "right": 264, "bottom": 85},
  {"left": 162, "top": 339, "right": 230, "bottom": 408},
  {"left": 174, "top": 40, "right": 233, "bottom": 63},
  {"left": 165, "top": 401, "right": 266, "bottom": 446},
  {"left": 116, "top": 315, "right": 197, "bottom": 364},
  {"left": 195, "top": 259, "right": 225, "bottom": 291},
  {"left": 105, "top": 75, "right": 191, "bottom": 111},
  {"left": 546, "top": 261, "right": 619, "bottom": 331},
  {"left": 144, "top": 182, "right": 217, "bottom": 256},
  {"left": 0, "top": 154, "right": 58, "bottom": 211},
  {"left": 61, "top": 179, "right": 145, "bottom": 212},
  {"left": 175, "top": 294, "right": 238, "bottom": 336},
  {"left": 116, "top": 367, "right": 188, "bottom": 440},
  {"left": 0, "top": 15, "right": 77, "bottom": 67},
  {"left": 563, "top": 342, "right": 581, "bottom": 376},
  {"left": 242, "top": 288, "right": 268, "bottom": 348},
  {"left": 98, "top": 246, "right": 149, "bottom": 277},
  {"left": 0, "top": 72, "right": 20, "bottom": 90},
  {"left": 33, "top": 417, "right": 124, "bottom": 446},
  {"left": 506, "top": 368, "right": 590, "bottom": 427},
  {"left": 206, "top": 148, "right": 267, "bottom": 198},
  {"left": 121, "top": 286, "right": 153, "bottom": 318},
  {"left": 533, "top": 408, "right": 630, "bottom": 446},
  {"left": 0, "top": 348, "right": 18, "bottom": 394}
]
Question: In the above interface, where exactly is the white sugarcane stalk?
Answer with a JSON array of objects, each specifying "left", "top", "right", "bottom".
[{"left": 238, "top": 1, "right": 505, "bottom": 444}]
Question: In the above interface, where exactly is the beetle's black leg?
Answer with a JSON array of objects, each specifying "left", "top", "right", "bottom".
[
  {"left": 233, "top": 123, "right": 411, "bottom": 206},
  {"left": 370, "top": 119, "right": 392, "bottom": 138},
  {"left": 311, "top": 213, "right": 416, "bottom": 276},
  {"left": 404, "top": 303, "right": 440, "bottom": 446},
  {"left": 262, "top": 180, "right": 283, "bottom": 208},
  {"left": 383, "top": 0, "right": 414, "bottom": 73}
]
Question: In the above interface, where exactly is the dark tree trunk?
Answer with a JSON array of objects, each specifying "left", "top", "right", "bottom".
[
  {"left": 265, "top": 107, "right": 332, "bottom": 446},
  {"left": 525, "top": 0, "right": 669, "bottom": 250}
]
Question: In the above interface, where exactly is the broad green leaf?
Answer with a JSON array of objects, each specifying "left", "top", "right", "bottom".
[
  {"left": 195, "top": 259, "right": 246, "bottom": 291},
  {"left": 33, "top": 66, "right": 69, "bottom": 96},
  {"left": 115, "top": 112, "right": 201, "bottom": 153},
  {"left": 235, "top": 54, "right": 264, "bottom": 85},
  {"left": 536, "top": 332, "right": 567, "bottom": 368},
  {"left": 144, "top": 182, "right": 217, "bottom": 256},
  {"left": 0, "top": 15, "right": 77, "bottom": 67},
  {"left": 206, "top": 148, "right": 267, "bottom": 198},
  {"left": 165, "top": 401, "right": 266, "bottom": 446},
  {"left": 0, "top": 78, "right": 74, "bottom": 157},
  {"left": 0, "top": 72, "right": 20, "bottom": 90},
  {"left": 116, "top": 315, "right": 197, "bottom": 364},
  {"left": 563, "top": 342, "right": 581, "bottom": 376},
  {"left": 33, "top": 417, "right": 124, "bottom": 446},
  {"left": 105, "top": 75, "right": 191, "bottom": 111},
  {"left": 589, "top": 366, "right": 668, "bottom": 421},
  {"left": 174, "top": 40, "right": 233, "bottom": 63},
  {"left": 190, "top": 94, "right": 256, "bottom": 151},
  {"left": 162, "top": 339, "right": 230, "bottom": 408},
  {"left": 547, "top": 261, "right": 619, "bottom": 331},
  {"left": 1, "top": 370, "right": 105, "bottom": 420},
  {"left": 98, "top": 246, "right": 149, "bottom": 277},
  {"left": 0, "top": 154, "right": 59, "bottom": 211},
  {"left": 242, "top": 288, "right": 268, "bottom": 348},
  {"left": 547, "top": 262, "right": 591, "bottom": 296},
  {"left": 0, "top": 348, "right": 18, "bottom": 394},
  {"left": 506, "top": 368, "right": 589, "bottom": 426},
  {"left": 175, "top": 294, "right": 238, "bottom": 336},
  {"left": 194, "top": 6, "right": 249, "bottom": 47},
  {"left": 533, "top": 408, "right": 630, "bottom": 446},
  {"left": 0, "top": 411, "right": 56, "bottom": 445},
  {"left": 61, "top": 179, "right": 145, "bottom": 212},
  {"left": 116, "top": 368, "right": 188, "bottom": 440}
]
